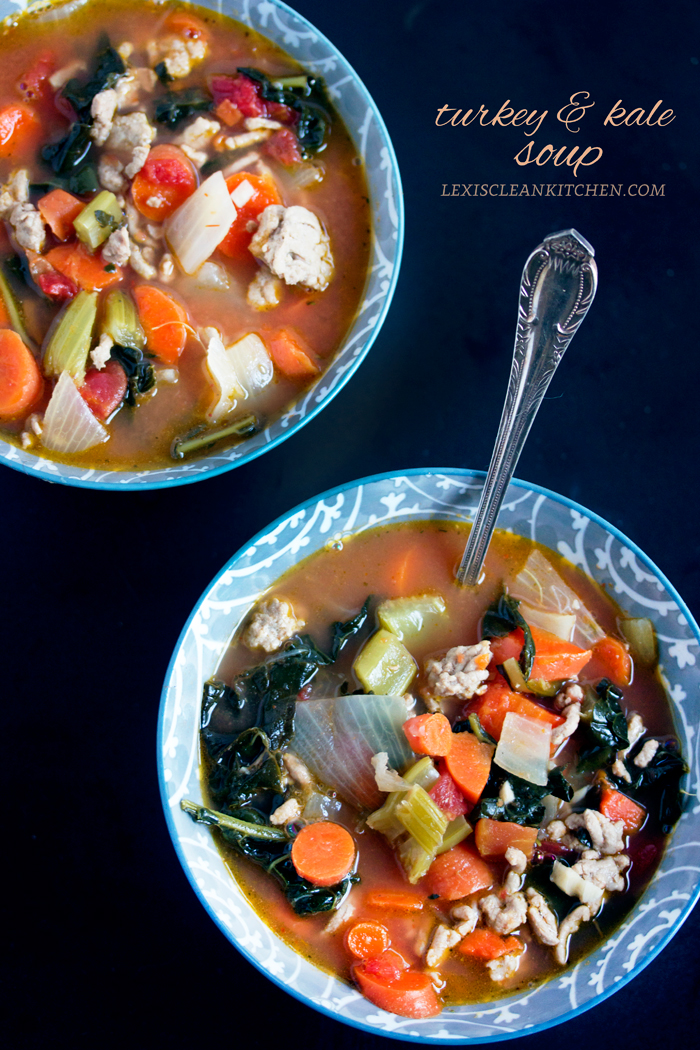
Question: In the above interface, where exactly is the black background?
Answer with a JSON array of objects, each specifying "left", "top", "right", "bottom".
[{"left": 4, "top": 1, "right": 700, "bottom": 1047}]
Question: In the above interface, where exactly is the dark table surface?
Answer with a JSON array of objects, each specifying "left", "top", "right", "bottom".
[{"left": 4, "top": 1, "right": 699, "bottom": 1047}]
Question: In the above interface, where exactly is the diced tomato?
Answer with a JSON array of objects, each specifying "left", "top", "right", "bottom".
[
  {"left": 267, "top": 101, "right": 297, "bottom": 125},
  {"left": 0, "top": 102, "right": 40, "bottom": 158},
  {"left": 35, "top": 271, "right": 79, "bottom": 302},
  {"left": 429, "top": 771, "right": 469, "bottom": 820},
  {"left": 17, "top": 50, "right": 56, "bottom": 103},
  {"left": 599, "top": 784, "right": 646, "bottom": 832},
  {"left": 210, "top": 73, "right": 266, "bottom": 118},
  {"left": 264, "top": 128, "right": 302, "bottom": 166},
  {"left": 218, "top": 171, "right": 282, "bottom": 260},
  {"left": 131, "top": 144, "right": 197, "bottom": 222},
  {"left": 79, "top": 360, "right": 127, "bottom": 421},
  {"left": 361, "top": 949, "right": 408, "bottom": 982}
]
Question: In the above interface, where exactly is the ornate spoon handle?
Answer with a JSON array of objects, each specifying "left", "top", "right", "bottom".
[{"left": 456, "top": 229, "right": 598, "bottom": 586}]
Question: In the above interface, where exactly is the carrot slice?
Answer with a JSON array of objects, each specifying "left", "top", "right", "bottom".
[
  {"left": 423, "top": 842, "right": 494, "bottom": 900},
  {"left": 267, "top": 328, "right": 319, "bottom": 378},
  {"left": 443, "top": 731, "right": 494, "bottom": 805},
  {"left": 403, "top": 713, "right": 453, "bottom": 757},
  {"left": 45, "top": 242, "right": 122, "bottom": 291},
  {"left": 589, "top": 636, "right": 632, "bottom": 687},
  {"left": 215, "top": 98, "right": 242, "bottom": 127},
  {"left": 353, "top": 960, "right": 442, "bottom": 1018},
  {"left": 290, "top": 821, "right": 356, "bottom": 887},
  {"left": 599, "top": 784, "right": 646, "bottom": 832},
  {"left": 345, "top": 921, "right": 391, "bottom": 960},
  {"left": 474, "top": 818, "right": 538, "bottom": 859},
  {"left": 0, "top": 329, "right": 43, "bottom": 418},
  {"left": 467, "top": 675, "right": 565, "bottom": 745},
  {"left": 0, "top": 102, "right": 40, "bottom": 158},
  {"left": 165, "top": 10, "right": 209, "bottom": 39},
  {"left": 133, "top": 285, "right": 189, "bottom": 365},
  {"left": 457, "top": 929, "right": 522, "bottom": 960},
  {"left": 365, "top": 891, "right": 424, "bottom": 912},
  {"left": 131, "top": 144, "right": 197, "bottom": 221},
  {"left": 38, "top": 189, "right": 84, "bottom": 241},
  {"left": 491, "top": 626, "right": 592, "bottom": 681}
]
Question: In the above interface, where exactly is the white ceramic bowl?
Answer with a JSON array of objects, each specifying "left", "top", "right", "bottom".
[
  {"left": 0, "top": 0, "right": 402, "bottom": 489},
  {"left": 158, "top": 468, "right": 700, "bottom": 1042}
]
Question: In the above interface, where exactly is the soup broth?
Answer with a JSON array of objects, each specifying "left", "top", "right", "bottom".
[
  {"left": 0, "top": 0, "right": 370, "bottom": 468},
  {"left": 194, "top": 521, "right": 682, "bottom": 1015}
]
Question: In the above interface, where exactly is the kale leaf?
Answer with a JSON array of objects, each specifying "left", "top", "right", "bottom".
[
  {"left": 612, "top": 740, "right": 688, "bottom": 832},
  {"left": 525, "top": 859, "right": 577, "bottom": 922},
  {"left": 452, "top": 712, "right": 497, "bottom": 745},
  {"left": 110, "top": 344, "right": 156, "bottom": 406},
  {"left": 577, "top": 678, "right": 629, "bottom": 773},
  {"left": 42, "top": 123, "right": 93, "bottom": 176},
  {"left": 470, "top": 764, "right": 573, "bottom": 827},
  {"left": 61, "top": 40, "right": 125, "bottom": 116},
  {"left": 237, "top": 67, "right": 332, "bottom": 157},
  {"left": 154, "top": 88, "right": 213, "bottom": 128},
  {"left": 329, "top": 596, "right": 371, "bottom": 660},
  {"left": 482, "top": 591, "right": 535, "bottom": 681}
]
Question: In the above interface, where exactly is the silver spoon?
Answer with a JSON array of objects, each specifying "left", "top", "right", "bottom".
[{"left": 456, "top": 229, "right": 598, "bottom": 586}]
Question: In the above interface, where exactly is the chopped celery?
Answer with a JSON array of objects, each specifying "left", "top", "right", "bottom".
[
  {"left": 353, "top": 629, "right": 417, "bottom": 695},
  {"left": 436, "top": 815, "right": 472, "bottom": 854},
  {"left": 272, "top": 75, "right": 309, "bottom": 90},
  {"left": 102, "top": 291, "right": 145, "bottom": 350},
  {"left": 396, "top": 785, "right": 448, "bottom": 854},
  {"left": 0, "top": 266, "right": 32, "bottom": 346},
  {"left": 502, "top": 656, "right": 560, "bottom": 697},
  {"left": 404, "top": 756, "right": 440, "bottom": 791},
  {"left": 43, "top": 290, "right": 98, "bottom": 385},
  {"left": 397, "top": 835, "right": 434, "bottom": 884},
  {"left": 74, "top": 191, "right": 124, "bottom": 250},
  {"left": 366, "top": 757, "right": 438, "bottom": 838},
  {"left": 377, "top": 593, "right": 447, "bottom": 644},
  {"left": 620, "top": 618, "right": 657, "bottom": 665}
]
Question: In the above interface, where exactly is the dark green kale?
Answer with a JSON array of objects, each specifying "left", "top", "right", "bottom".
[
  {"left": 42, "top": 123, "right": 93, "bottom": 176},
  {"left": 154, "top": 88, "right": 213, "bottom": 128},
  {"left": 329, "top": 596, "right": 371, "bottom": 659},
  {"left": 482, "top": 591, "right": 536, "bottom": 681},
  {"left": 577, "top": 678, "right": 629, "bottom": 773},
  {"left": 525, "top": 859, "right": 577, "bottom": 922},
  {"left": 154, "top": 61, "right": 173, "bottom": 85},
  {"left": 452, "top": 712, "right": 497, "bottom": 745},
  {"left": 237, "top": 67, "right": 332, "bottom": 157},
  {"left": 612, "top": 740, "right": 688, "bottom": 832},
  {"left": 470, "top": 764, "right": 573, "bottom": 827},
  {"left": 110, "top": 344, "right": 156, "bottom": 406},
  {"left": 61, "top": 40, "right": 125, "bottom": 116}
]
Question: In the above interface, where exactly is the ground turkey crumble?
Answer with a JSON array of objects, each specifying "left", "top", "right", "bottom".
[{"left": 242, "top": 598, "right": 305, "bottom": 652}]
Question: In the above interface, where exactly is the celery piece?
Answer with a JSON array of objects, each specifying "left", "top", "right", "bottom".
[
  {"left": 43, "top": 290, "right": 98, "bottom": 385},
  {"left": 502, "top": 656, "right": 559, "bottom": 698},
  {"left": 396, "top": 785, "right": 448, "bottom": 855},
  {"left": 353, "top": 629, "right": 417, "bottom": 695},
  {"left": 404, "top": 756, "right": 440, "bottom": 790},
  {"left": 397, "top": 836, "right": 434, "bottom": 884},
  {"left": 377, "top": 593, "right": 447, "bottom": 644},
  {"left": 620, "top": 618, "right": 657, "bottom": 665},
  {"left": 102, "top": 291, "right": 145, "bottom": 350},
  {"left": 0, "top": 266, "right": 32, "bottom": 346},
  {"left": 366, "top": 757, "right": 438, "bottom": 838},
  {"left": 436, "top": 815, "right": 472, "bottom": 854},
  {"left": 74, "top": 191, "right": 124, "bottom": 250}
]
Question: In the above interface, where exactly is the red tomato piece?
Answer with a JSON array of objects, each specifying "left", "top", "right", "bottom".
[
  {"left": 218, "top": 171, "right": 282, "bottom": 260},
  {"left": 35, "top": 271, "right": 79, "bottom": 302},
  {"left": 428, "top": 771, "right": 469, "bottom": 820},
  {"left": 264, "top": 128, "right": 302, "bottom": 166},
  {"left": 131, "top": 144, "right": 197, "bottom": 222},
  {"left": 0, "top": 102, "right": 40, "bottom": 158},
  {"left": 210, "top": 73, "right": 266, "bottom": 117},
  {"left": 79, "top": 360, "right": 127, "bottom": 421},
  {"left": 17, "top": 50, "right": 56, "bottom": 102}
]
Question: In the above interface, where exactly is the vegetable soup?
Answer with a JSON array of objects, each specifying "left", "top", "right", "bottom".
[
  {"left": 0, "top": 0, "right": 370, "bottom": 468},
  {"left": 184, "top": 521, "right": 686, "bottom": 1018}
]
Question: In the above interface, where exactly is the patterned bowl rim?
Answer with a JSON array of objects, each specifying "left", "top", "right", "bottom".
[
  {"left": 0, "top": 0, "right": 404, "bottom": 490},
  {"left": 157, "top": 466, "right": 700, "bottom": 1042}
]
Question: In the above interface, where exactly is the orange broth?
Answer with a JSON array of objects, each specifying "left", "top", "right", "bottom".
[
  {"left": 208, "top": 521, "right": 675, "bottom": 1006},
  {"left": 0, "top": 0, "right": 370, "bottom": 468}
]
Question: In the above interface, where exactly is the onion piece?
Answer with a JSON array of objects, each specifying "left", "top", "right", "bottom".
[
  {"left": 202, "top": 327, "right": 245, "bottom": 422},
  {"left": 511, "top": 550, "right": 605, "bottom": 648},
  {"left": 291, "top": 695, "right": 415, "bottom": 811},
  {"left": 494, "top": 711, "right": 551, "bottom": 786},
  {"left": 42, "top": 371, "right": 108, "bottom": 453},
  {"left": 165, "top": 171, "right": 237, "bottom": 275},
  {"left": 227, "top": 333, "right": 273, "bottom": 395},
  {"left": 519, "top": 603, "right": 577, "bottom": 643}
]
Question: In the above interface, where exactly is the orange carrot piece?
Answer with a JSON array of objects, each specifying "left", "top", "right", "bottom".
[
  {"left": 290, "top": 821, "right": 356, "bottom": 887},
  {"left": 267, "top": 328, "right": 319, "bottom": 379},
  {"left": 467, "top": 676, "right": 565, "bottom": 744},
  {"left": 353, "top": 961, "right": 442, "bottom": 1018},
  {"left": 0, "top": 329, "right": 43, "bottom": 418},
  {"left": 423, "top": 842, "right": 494, "bottom": 900},
  {"left": 403, "top": 713, "right": 453, "bottom": 757},
  {"left": 45, "top": 242, "right": 122, "bottom": 291},
  {"left": 491, "top": 626, "right": 592, "bottom": 681},
  {"left": 599, "top": 785, "right": 646, "bottom": 832},
  {"left": 345, "top": 921, "right": 391, "bottom": 960},
  {"left": 37, "top": 189, "right": 84, "bottom": 241},
  {"left": 365, "top": 891, "right": 424, "bottom": 912},
  {"left": 0, "top": 293, "right": 9, "bottom": 326},
  {"left": 131, "top": 144, "right": 197, "bottom": 222},
  {"left": 443, "top": 731, "right": 494, "bottom": 805},
  {"left": 165, "top": 10, "right": 210, "bottom": 39},
  {"left": 457, "top": 929, "right": 522, "bottom": 960},
  {"left": 474, "top": 818, "right": 538, "bottom": 860},
  {"left": 215, "top": 98, "right": 242, "bottom": 126},
  {"left": 589, "top": 635, "right": 632, "bottom": 687},
  {"left": 133, "top": 285, "right": 189, "bottom": 365},
  {"left": 0, "top": 102, "right": 40, "bottom": 158}
]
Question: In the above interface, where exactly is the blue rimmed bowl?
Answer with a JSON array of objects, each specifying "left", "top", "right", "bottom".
[
  {"left": 158, "top": 468, "right": 700, "bottom": 1042},
  {"left": 0, "top": 0, "right": 403, "bottom": 489}
]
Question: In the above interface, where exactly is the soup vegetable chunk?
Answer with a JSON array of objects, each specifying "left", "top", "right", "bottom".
[
  {"left": 182, "top": 523, "right": 687, "bottom": 1018},
  {"left": 0, "top": 0, "right": 370, "bottom": 467}
]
